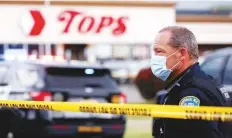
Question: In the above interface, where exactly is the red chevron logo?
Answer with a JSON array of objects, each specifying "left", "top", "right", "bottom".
[{"left": 29, "top": 10, "right": 45, "bottom": 36}]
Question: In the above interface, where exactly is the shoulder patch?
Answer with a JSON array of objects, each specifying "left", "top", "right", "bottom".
[
  {"left": 179, "top": 96, "right": 200, "bottom": 106},
  {"left": 219, "top": 86, "right": 230, "bottom": 100}
]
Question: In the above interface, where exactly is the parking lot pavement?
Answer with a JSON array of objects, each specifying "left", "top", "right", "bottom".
[
  {"left": 125, "top": 117, "right": 153, "bottom": 138},
  {"left": 119, "top": 84, "right": 145, "bottom": 103}
]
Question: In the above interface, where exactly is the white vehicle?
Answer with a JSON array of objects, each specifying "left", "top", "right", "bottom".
[{"left": 103, "top": 59, "right": 150, "bottom": 84}]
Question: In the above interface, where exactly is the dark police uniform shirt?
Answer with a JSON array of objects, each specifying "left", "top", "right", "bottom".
[{"left": 153, "top": 62, "right": 232, "bottom": 138}]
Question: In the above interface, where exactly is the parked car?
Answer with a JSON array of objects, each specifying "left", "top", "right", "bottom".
[
  {"left": 0, "top": 60, "right": 127, "bottom": 138},
  {"left": 134, "top": 67, "right": 165, "bottom": 100},
  {"left": 103, "top": 59, "right": 150, "bottom": 84},
  {"left": 200, "top": 47, "right": 232, "bottom": 97}
]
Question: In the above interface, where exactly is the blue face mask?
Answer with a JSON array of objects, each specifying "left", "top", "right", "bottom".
[{"left": 150, "top": 50, "right": 180, "bottom": 81}]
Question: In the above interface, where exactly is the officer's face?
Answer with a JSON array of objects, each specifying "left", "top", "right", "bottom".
[{"left": 153, "top": 31, "right": 182, "bottom": 70}]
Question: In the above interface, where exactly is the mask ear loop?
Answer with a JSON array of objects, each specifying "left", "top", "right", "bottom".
[
  {"left": 167, "top": 49, "right": 179, "bottom": 59},
  {"left": 167, "top": 50, "right": 181, "bottom": 71},
  {"left": 170, "top": 61, "right": 181, "bottom": 70}
]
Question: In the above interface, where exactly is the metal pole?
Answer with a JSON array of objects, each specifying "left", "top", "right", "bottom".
[
  {"left": 3, "top": 43, "right": 8, "bottom": 60},
  {"left": 44, "top": 0, "right": 51, "bottom": 56},
  {"left": 24, "top": 43, "right": 28, "bottom": 60},
  {"left": 38, "top": 44, "right": 44, "bottom": 59}
]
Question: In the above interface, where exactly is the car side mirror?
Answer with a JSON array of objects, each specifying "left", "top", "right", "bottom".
[{"left": 0, "top": 83, "right": 8, "bottom": 86}]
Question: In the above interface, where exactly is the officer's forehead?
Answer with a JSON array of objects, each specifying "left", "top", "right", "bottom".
[{"left": 154, "top": 31, "right": 171, "bottom": 46}]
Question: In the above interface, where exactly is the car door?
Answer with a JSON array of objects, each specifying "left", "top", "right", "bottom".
[
  {"left": 221, "top": 55, "right": 232, "bottom": 93},
  {"left": 200, "top": 55, "right": 229, "bottom": 84},
  {"left": 0, "top": 63, "right": 12, "bottom": 100}
]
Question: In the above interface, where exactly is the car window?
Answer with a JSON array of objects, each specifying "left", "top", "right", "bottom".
[
  {"left": 0, "top": 65, "right": 9, "bottom": 84},
  {"left": 201, "top": 56, "right": 227, "bottom": 82},
  {"left": 223, "top": 56, "right": 232, "bottom": 84},
  {"left": 45, "top": 67, "right": 118, "bottom": 89}
]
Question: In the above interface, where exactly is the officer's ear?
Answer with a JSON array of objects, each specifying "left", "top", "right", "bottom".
[{"left": 179, "top": 48, "right": 188, "bottom": 61}]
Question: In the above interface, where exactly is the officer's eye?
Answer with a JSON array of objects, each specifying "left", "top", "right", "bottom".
[
  {"left": 156, "top": 50, "right": 164, "bottom": 54},
  {"left": 154, "top": 47, "right": 165, "bottom": 55}
]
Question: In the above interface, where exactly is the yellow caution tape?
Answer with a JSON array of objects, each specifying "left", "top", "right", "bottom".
[{"left": 1, "top": 100, "right": 232, "bottom": 122}]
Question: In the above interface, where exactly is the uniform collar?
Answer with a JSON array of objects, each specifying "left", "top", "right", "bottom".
[{"left": 164, "top": 62, "right": 200, "bottom": 91}]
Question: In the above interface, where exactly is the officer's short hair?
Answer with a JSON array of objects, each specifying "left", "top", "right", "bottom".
[{"left": 159, "top": 26, "right": 199, "bottom": 60}]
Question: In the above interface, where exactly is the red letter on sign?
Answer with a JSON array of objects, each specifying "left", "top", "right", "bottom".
[
  {"left": 58, "top": 10, "right": 81, "bottom": 33},
  {"left": 113, "top": 17, "right": 128, "bottom": 36},
  {"left": 96, "top": 16, "right": 114, "bottom": 33},
  {"left": 78, "top": 16, "right": 95, "bottom": 33}
]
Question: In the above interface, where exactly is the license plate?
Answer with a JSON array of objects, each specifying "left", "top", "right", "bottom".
[{"left": 78, "top": 126, "right": 102, "bottom": 133}]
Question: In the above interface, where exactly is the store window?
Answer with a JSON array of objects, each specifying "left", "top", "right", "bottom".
[
  {"left": 132, "top": 44, "right": 150, "bottom": 60},
  {"left": 112, "top": 45, "right": 131, "bottom": 60}
]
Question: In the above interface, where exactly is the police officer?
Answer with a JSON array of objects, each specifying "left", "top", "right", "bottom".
[{"left": 150, "top": 26, "right": 232, "bottom": 138}]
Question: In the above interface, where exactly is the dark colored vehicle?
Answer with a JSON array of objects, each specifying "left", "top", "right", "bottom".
[
  {"left": 200, "top": 48, "right": 231, "bottom": 86},
  {"left": 0, "top": 60, "right": 127, "bottom": 138},
  {"left": 200, "top": 47, "right": 232, "bottom": 98},
  {"left": 134, "top": 67, "right": 165, "bottom": 100}
]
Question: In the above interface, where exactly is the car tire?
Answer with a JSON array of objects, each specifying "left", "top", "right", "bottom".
[
  {"left": 13, "top": 134, "right": 40, "bottom": 138},
  {"left": 0, "top": 128, "right": 8, "bottom": 138},
  {"left": 0, "top": 110, "right": 11, "bottom": 138},
  {"left": 104, "top": 134, "right": 124, "bottom": 138}
]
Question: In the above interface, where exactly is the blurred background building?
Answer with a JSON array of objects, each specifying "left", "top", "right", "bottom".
[
  {"left": 0, "top": 1, "right": 232, "bottom": 138},
  {"left": 0, "top": 1, "right": 232, "bottom": 85}
]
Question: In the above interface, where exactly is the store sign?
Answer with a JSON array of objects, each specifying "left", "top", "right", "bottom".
[
  {"left": 0, "top": 5, "right": 175, "bottom": 43},
  {"left": 25, "top": 9, "right": 128, "bottom": 36}
]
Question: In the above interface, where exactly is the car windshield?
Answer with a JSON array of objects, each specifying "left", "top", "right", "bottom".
[
  {"left": 200, "top": 56, "right": 227, "bottom": 83},
  {"left": 223, "top": 56, "right": 232, "bottom": 84},
  {"left": 45, "top": 67, "right": 118, "bottom": 89}
]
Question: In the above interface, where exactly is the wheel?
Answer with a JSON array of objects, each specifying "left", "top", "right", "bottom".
[
  {"left": 0, "top": 110, "right": 11, "bottom": 138},
  {"left": 104, "top": 134, "right": 124, "bottom": 138},
  {"left": 0, "top": 127, "right": 9, "bottom": 138}
]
